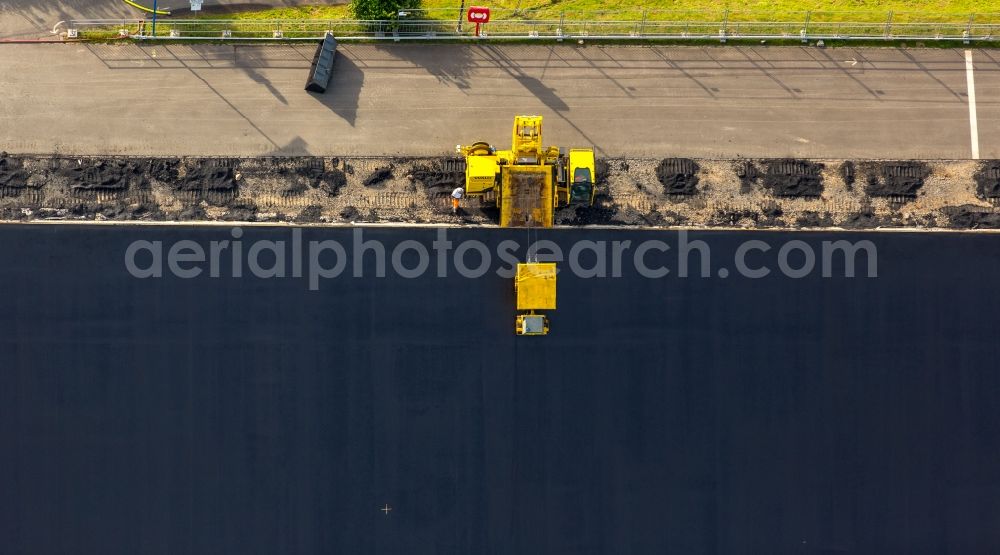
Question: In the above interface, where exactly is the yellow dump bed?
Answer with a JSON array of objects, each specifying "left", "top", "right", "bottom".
[
  {"left": 501, "top": 166, "right": 553, "bottom": 228},
  {"left": 515, "top": 263, "right": 557, "bottom": 311}
]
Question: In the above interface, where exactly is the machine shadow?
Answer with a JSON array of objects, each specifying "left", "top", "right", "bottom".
[
  {"left": 309, "top": 52, "right": 364, "bottom": 127},
  {"left": 375, "top": 42, "right": 475, "bottom": 89},
  {"left": 383, "top": 43, "right": 569, "bottom": 113}
]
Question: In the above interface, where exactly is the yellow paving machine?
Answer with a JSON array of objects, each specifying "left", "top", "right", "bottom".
[
  {"left": 457, "top": 115, "right": 596, "bottom": 228},
  {"left": 458, "top": 116, "right": 594, "bottom": 335}
]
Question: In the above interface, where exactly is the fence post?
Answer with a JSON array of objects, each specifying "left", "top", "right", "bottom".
[
  {"left": 559, "top": 11, "right": 565, "bottom": 39},
  {"left": 883, "top": 10, "right": 893, "bottom": 40},
  {"left": 966, "top": 13, "right": 975, "bottom": 43},
  {"left": 802, "top": 11, "right": 811, "bottom": 42},
  {"left": 639, "top": 9, "right": 647, "bottom": 37},
  {"left": 721, "top": 8, "right": 729, "bottom": 43}
]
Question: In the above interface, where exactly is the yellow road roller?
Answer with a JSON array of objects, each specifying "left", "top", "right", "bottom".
[{"left": 514, "top": 262, "right": 556, "bottom": 336}]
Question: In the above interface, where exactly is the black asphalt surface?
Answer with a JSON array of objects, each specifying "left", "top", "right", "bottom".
[{"left": 1, "top": 225, "right": 999, "bottom": 554}]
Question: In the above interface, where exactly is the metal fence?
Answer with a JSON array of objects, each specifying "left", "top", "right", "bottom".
[{"left": 64, "top": 11, "right": 1000, "bottom": 42}]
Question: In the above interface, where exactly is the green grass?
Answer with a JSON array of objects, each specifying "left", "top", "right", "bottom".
[
  {"left": 191, "top": 1, "right": 1000, "bottom": 22},
  {"left": 96, "top": 0, "right": 999, "bottom": 41},
  {"left": 199, "top": 5, "right": 351, "bottom": 20}
]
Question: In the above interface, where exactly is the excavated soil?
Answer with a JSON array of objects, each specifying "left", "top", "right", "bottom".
[
  {"left": 410, "top": 159, "right": 466, "bottom": 196},
  {"left": 840, "top": 161, "right": 856, "bottom": 191},
  {"left": 60, "top": 159, "right": 145, "bottom": 191},
  {"left": 363, "top": 166, "right": 394, "bottom": 187},
  {"left": 864, "top": 161, "right": 929, "bottom": 199},
  {"left": 175, "top": 166, "right": 238, "bottom": 193},
  {"left": 762, "top": 160, "right": 824, "bottom": 197},
  {"left": 656, "top": 159, "right": 700, "bottom": 195},
  {"left": 942, "top": 205, "right": 1000, "bottom": 229},
  {"left": 0, "top": 154, "right": 998, "bottom": 230},
  {"left": 795, "top": 211, "right": 836, "bottom": 228},
  {"left": 0, "top": 153, "right": 30, "bottom": 194},
  {"left": 974, "top": 161, "right": 1000, "bottom": 199},
  {"left": 736, "top": 161, "right": 760, "bottom": 194},
  {"left": 595, "top": 160, "right": 610, "bottom": 186}
]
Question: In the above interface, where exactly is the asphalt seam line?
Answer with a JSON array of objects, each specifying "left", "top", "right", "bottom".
[{"left": 966, "top": 50, "right": 980, "bottom": 160}]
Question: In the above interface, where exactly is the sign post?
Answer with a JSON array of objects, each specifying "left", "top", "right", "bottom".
[{"left": 466, "top": 6, "right": 490, "bottom": 37}]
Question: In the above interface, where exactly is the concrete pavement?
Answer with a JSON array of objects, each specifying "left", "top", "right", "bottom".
[{"left": 0, "top": 43, "right": 995, "bottom": 159}]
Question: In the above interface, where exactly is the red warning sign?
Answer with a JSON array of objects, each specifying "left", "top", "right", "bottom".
[{"left": 466, "top": 6, "right": 491, "bottom": 24}]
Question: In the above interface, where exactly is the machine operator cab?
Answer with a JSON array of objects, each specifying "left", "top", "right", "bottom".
[{"left": 568, "top": 149, "right": 596, "bottom": 205}]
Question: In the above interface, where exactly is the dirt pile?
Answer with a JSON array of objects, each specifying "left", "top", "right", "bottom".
[
  {"left": 317, "top": 167, "right": 347, "bottom": 196},
  {"left": 409, "top": 159, "right": 465, "bottom": 196},
  {"left": 294, "top": 205, "right": 324, "bottom": 223},
  {"left": 222, "top": 200, "right": 258, "bottom": 221},
  {"left": 712, "top": 209, "right": 763, "bottom": 226},
  {"left": 147, "top": 158, "right": 180, "bottom": 182},
  {"left": 761, "top": 200, "right": 783, "bottom": 218},
  {"left": 942, "top": 205, "right": 1000, "bottom": 228},
  {"left": 865, "top": 162, "right": 928, "bottom": 198},
  {"left": 42, "top": 200, "right": 165, "bottom": 221},
  {"left": 762, "top": 159, "right": 824, "bottom": 197},
  {"left": 178, "top": 204, "right": 207, "bottom": 221},
  {"left": 795, "top": 211, "right": 836, "bottom": 227},
  {"left": 0, "top": 155, "right": 994, "bottom": 230},
  {"left": 974, "top": 161, "right": 1000, "bottom": 199},
  {"left": 363, "top": 166, "right": 393, "bottom": 187},
  {"left": 656, "top": 158, "right": 699, "bottom": 195},
  {"left": 840, "top": 161, "right": 856, "bottom": 190},
  {"left": 175, "top": 165, "right": 238, "bottom": 193},
  {"left": 840, "top": 202, "right": 887, "bottom": 228},
  {"left": 559, "top": 204, "right": 617, "bottom": 226},
  {"left": 280, "top": 178, "right": 309, "bottom": 197},
  {"left": 269, "top": 159, "right": 346, "bottom": 197},
  {"left": 554, "top": 194, "right": 673, "bottom": 227},
  {"left": 337, "top": 206, "right": 361, "bottom": 221},
  {"left": 736, "top": 161, "right": 760, "bottom": 193},
  {"left": 595, "top": 159, "right": 610, "bottom": 186},
  {"left": 296, "top": 158, "right": 325, "bottom": 185},
  {"left": 60, "top": 160, "right": 144, "bottom": 191},
  {"left": 0, "top": 153, "right": 29, "bottom": 191},
  {"left": 298, "top": 158, "right": 346, "bottom": 196},
  {"left": 557, "top": 194, "right": 619, "bottom": 225}
]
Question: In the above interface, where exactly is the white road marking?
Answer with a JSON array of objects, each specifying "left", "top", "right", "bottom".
[{"left": 965, "top": 50, "right": 980, "bottom": 160}]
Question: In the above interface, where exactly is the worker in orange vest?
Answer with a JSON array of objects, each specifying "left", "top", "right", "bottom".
[{"left": 451, "top": 187, "right": 464, "bottom": 214}]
